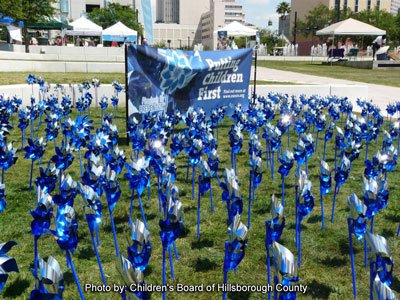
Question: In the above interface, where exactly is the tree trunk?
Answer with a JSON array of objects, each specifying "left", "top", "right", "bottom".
[{"left": 23, "top": 26, "right": 29, "bottom": 53}]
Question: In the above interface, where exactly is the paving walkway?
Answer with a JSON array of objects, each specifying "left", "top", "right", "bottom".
[{"left": 253, "top": 66, "right": 400, "bottom": 112}]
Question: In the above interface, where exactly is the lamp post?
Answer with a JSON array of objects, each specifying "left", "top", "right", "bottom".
[
  {"left": 179, "top": 39, "right": 182, "bottom": 49},
  {"left": 167, "top": 39, "right": 171, "bottom": 49},
  {"left": 187, "top": 36, "right": 190, "bottom": 49}
]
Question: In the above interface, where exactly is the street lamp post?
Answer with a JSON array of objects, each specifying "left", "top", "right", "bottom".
[
  {"left": 179, "top": 39, "right": 182, "bottom": 49},
  {"left": 187, "top": 36, "right": 190, "bottom": 49}
]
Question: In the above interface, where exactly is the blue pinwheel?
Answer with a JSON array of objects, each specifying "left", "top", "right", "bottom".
[
  {"left": 159, "top": 198, "right": 183, "bottom": 300},
  {"left": 99, "top": 96, "right": 108, "bottom": 119},
  {"left": 79, "top": 183, "right": 106, "bottom": 284},
  {"left": 323, "top": 122, "right": 334, "bottom": 161},
  {"left": 53, "top": 174, "right": 78, "bottom": 207},
  {"left": 266, "top": 195, "right": 285, "bottom": 300},
  {"left": 128, "top": 219, "right": 152, "bottom": 271},
  {"left": 31, "top": 188, "right": 53, "bottom": 276},
  {"left": 125, "top": 157, "right": 150, "bottom": 224},
  {"left": 278, "top": 150, "right": 294, "bottom": 207},
  {"left": 0, "top": 241, "right": 19, "bottom": 293},
  {"left": 220, "top": 168, "right": 243, "bottom": 225},
  {"left": 347, "top": 193, "right": 368, "bottom": 299},
  {"left": 223, "top": 214, "right": 248, "bottom": 300},
  {"left": 51, "top": 143, "right": 74, "bottom": 173},
  {"left": 29, "top": 256, "right": 64, "bottom": 300},
  {"left": 116, "top": 255, "right": 148, "bottom": 300},
  {"left": 228, "top": 124, "right": 242, "bottom": 173},
  {"left": 0, "top": 142, "right": 17, "bottom": 184},
  {"left": 272, "top": 242, "right": 299, "bottom": 300},
  {"left": 53, "top": 205, "right": 84, "bottom": 299},
  {"left": 24, "top": 137, "right": 47, "bottom": 189},
  {"left": 35, "top": 165, "right": 58, "bottom": 194},
  {"left": 82, "top": 154, "right": 105, "bottom": 196},
  {"left": 331, "top": 155, "right": 351, "bottom": 222},
  {"left": 18, "top": 109, "right": 29, "bottom": 148}
]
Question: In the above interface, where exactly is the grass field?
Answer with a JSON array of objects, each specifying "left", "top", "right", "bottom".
[
  {"left": 0, "top": 104, "right": 399, "bottom": 300},
  {"left": 257, "top": 61, "right": 400, "bottom": 88}
]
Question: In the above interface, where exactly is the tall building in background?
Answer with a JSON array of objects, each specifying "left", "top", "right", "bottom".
[
  {"left": 201, "top": 0, "right": 246, "bottom": 49},
  {"left": 290, "top": 0, "right": 393, "bottom": 55},
  {"left": 391, "top": 0, "right": 400, "bottom": 13},
  {"left": 156, "top": 0, "right": 179, "bottom": 23}
]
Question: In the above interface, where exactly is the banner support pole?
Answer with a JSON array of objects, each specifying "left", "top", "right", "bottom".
[
  {"left": 252, "top": 46, "right": 258, "bottom": 104},
  {"left": 125, "top": 44, "right": 129, "bottom": 146}
]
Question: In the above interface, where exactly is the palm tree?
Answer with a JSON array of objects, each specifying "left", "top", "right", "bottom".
[{"left": 276, "top": 1, "right": 291, "bottom": 20}]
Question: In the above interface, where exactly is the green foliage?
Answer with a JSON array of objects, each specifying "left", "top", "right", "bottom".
[
  {"left": 88, "top": 3, "right": 143, "bottom": 37},
  {"left": 235, "top": 30, "right": 287, "bottom": 54},
  {"left": 0, "top": 0, "right": 56, "bottom": 23},
  {"left": 276, "top": 1, "right": 291, "bottom": 20}
]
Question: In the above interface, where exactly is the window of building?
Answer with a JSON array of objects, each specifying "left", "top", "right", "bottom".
[
  {"left": 376, "top": 0, "right": 380, "bottom": 9},
  {"left": 86, "top": 4, "right": 100, "bottom": 13},
  {"left": 367, "top": 0, "right": 371, "bottom": 9},
  {"left": 355, "top": 0, "right": 359, "bottom": 12},
  {"left": 344, "top": 0, "right": 348, "bottom": 9},
  {"left": 225, "top": 5, "right": 242, "bottom": 9}
]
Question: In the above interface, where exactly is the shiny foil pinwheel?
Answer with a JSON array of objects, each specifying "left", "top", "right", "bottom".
[
  {"left": 0, "top": 241, "right": 18, "bottom": 293},
  {"left": 331, "top": 155, "right": 351, "bottom": 223},
  {"left": 228, "top": 124, "right": 242, "bottom": 173},
  {"left": 127, "top": 219, "right": 152, "bottom": 272},
  {"left": 116, "top": 255, "right": 148, "bottom": 300},
  {"left": 272, "top": 242, "right": 299, "bottom": 300},
  {"left": 220, "top": 168, "right": 243, "bottom": 225},
  {"left": 30, "top": 256, "right": 64, "bottom": 300},
  {"left": 0, "top": 142, "right": 17, "bottom": 185},
  {"left": 319, "top": 160, "right": 331, "bottom": 231},
  {"left": 347, "top": 193, "right": 368, "bottom": 299},
  {"left": 223, "top": 214, "right": 248, "bottom": 300},
  {"left": 159, "top": 198, "right": 183, "bottom": 300},
  {"left": 197, "top": 160, "right": 213, "bottom": 239},
  {"left": 278, "top": 150, "right": 294, "bottom": 207},
  {"left": 266, "top": 195, "right": 285, "bottom": 300},
  {"left": 24, "top": 137, "right": 47, "bottom": 189},
  {"left": 79, "top": 183, "right": 106, "bottom": 284}
]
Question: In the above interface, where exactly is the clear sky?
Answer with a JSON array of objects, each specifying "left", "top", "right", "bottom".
[
  {"left": 150, "top": 0, "right": 282, "bottom": 30},
  {"left": 238, "top": 0, "right": 282, "bottom": 29}
]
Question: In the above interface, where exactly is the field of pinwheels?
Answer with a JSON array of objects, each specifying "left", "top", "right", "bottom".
[{"left": 0, "top": 75, "right": 399, "bottom": 300}]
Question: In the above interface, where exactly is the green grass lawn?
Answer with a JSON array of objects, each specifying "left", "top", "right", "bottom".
[
  {"left": 0, "top": 107, "right": 399, "bottom": 300},
  {"left": 257, "top": 61, "right": 400, "bottom": 88}
]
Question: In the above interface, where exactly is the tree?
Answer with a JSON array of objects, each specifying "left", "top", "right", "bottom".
[
  {"left": 276, "top": 2, "right": 291, "bottom": 20},
  {"left": 0, "top": 0, "right": 57, "bottom": 52},
  {"left": 88, "top": 3, "right": 143, "bottom": 37}
]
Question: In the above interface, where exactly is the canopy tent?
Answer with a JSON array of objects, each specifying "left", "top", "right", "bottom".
[
  {"left": 65, "top": 16, "right": 102, "bottom": 36},
  {"left": 6, "top": 25, "right": 22, "bottom": 42},
  {"left": 102, "top": 22, "right": 137, "bottom": 42},
  {"left": 214, "top": 21, "right": 257, "bottom": 37},
  {"left": 27, "top": 18, "right": 72, "bottom": 30},
  {"left": 316, "top": 18, "right": 386, "bottom": 36}
]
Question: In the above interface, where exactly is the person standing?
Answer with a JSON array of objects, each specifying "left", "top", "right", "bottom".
[{"left": 372, "top": 35, "right": 386, "bottom": 60}]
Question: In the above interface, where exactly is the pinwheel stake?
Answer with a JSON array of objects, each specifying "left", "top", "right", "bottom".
[
  {"left": 197, "top": 160, "right": 212, "bottom": 239},
  {"left": 296, "top": 170, "right": 314, "bottom": 267},
  {"left": 128, "top": 219, "right": 152, "bottom": 271},
  {"left": 79, "top": 184, "right": 106, "bottom": 285},
  {"left": 223, "top": 214, "right": 248, "bottom": 300},
  {"left": 0, "top": 241, "right": 19, "bottom": 292},
  {"left": 331, "top": 155, "right": 351, "bottom": 223},
  {"left": 0, "top": 142, "right": 18, "bottom": 185},
  {"left": 366, "top": 232, "right": 394, "bottom": 300},
  {"left": 265, "top": 195, "right": 285, "bottom": 300},
  {"left": 30, "top": 256, "right": 64, "bottom": 299},
  {"left": 272, "top": 242, "right": 299, "bottom": 300},
  {"left": 104, "top": 167, "right": 122, "bottom": 256},
  {"left": 263, "top": 124, "right": 281, "bottom": 182},
  {"left": 52, "top": 205, "right": 84, "bottom": 299},
  {"left": 319, "top": 160, "right": 331, "bottom": 231},
  {"left": 159, "top": 198, "right": 183, "bottom": 300},
  {"left": 112, "top": 81, "right": 123, "bottom": 120},
  {"left": 248, "top": 153, "right": 262, "bottom": 228}
]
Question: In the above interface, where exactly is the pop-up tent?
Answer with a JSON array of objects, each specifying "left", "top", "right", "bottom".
[
  {"left": 6, "top": 25, "right": 22, "bottom": 42},
  {"left": 316, "top": 18, "right": 385, "bottom": 36},
  {"left": 27, "top": 18, "right": 72, "bottom": 30},
  {"left": 102, "top": 22, "right": 137, "bottom": 42},
  {"left": 66, "top": 16, "right": 102, "bottom": 36},
  {"left": 214, "top": 21, "right": 257, "bottom": 37}
]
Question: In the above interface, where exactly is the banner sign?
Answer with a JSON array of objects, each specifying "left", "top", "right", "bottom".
[
  {"left": 126, "top": 45, "right": 252, "bottom": 119},
  {"left": 141, "top": 0, "right": 154, "bottom": 43}
]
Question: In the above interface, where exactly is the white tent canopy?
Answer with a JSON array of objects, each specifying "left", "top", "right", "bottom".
[
  {"left": 102, "top": 21, "right": 137, "bottom": 42},
  {"left": 66, "top": 16, "right": 103, "bottom": 36},
  {"left": 316, "top": 18, "right": 386, "bottom": 36},
  {"left": 6, "top": 25, "right": 22, "bottom": 42},
  {"left": 214, "top": 21, "right": 257, "bottom": 37}
]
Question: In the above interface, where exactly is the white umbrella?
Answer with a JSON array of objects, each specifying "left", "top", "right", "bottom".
[
  {"left": 316, "top": 18, "right": 385, "bottom": 36},
  {"left": 214, "top": 21, "right": 257, "bottom": 37}
]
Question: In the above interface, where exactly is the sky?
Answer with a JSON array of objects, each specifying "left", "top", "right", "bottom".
[{"left": 149, "top": 0, "right": 282, "bottom": 30}]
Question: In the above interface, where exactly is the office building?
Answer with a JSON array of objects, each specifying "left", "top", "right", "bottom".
[
  {"left": 156, "top": 0, "right": 180, "bottom": 23},
  {"left": 201, "top": 0, "right": 246, "bottom": 49},
  {"left": 391, "top": 0, "right": 400, "bottom": 13}
]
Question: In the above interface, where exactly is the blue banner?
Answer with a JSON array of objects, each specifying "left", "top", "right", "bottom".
[
  {"left": 141, "top": 0, "right": 154, "bottom": 43},
  {"left": 127, "top": 45, "right": 252, "bottom": 118}
]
